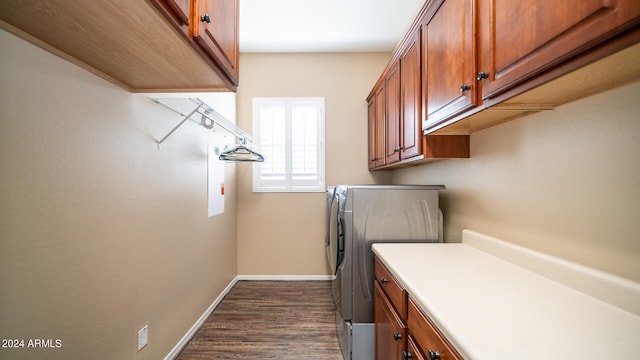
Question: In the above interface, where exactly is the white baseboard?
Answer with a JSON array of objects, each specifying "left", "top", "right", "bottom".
[
  {"left": 163, "top": 276, "right": 239, "bottom": 360},
  {"left": 164, "top": 274, "right": 333, "bottom": 359},
  {"left": 237, "top": 274, "right": 333, "bottom": 281}
]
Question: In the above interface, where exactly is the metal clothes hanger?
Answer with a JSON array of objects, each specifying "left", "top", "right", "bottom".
[{"left": 218, "top": 138, "right": 265, "bottom": 162}]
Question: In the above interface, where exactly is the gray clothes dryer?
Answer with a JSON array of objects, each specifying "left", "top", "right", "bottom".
[{"left": 326, "top": 184, "right": 444, "bottom": 360}]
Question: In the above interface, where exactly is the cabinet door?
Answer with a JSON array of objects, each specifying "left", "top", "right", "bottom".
[
  {"left": 375, "top": 282, "right": 405, "bottom": 360},
  {"left": 480, "top": 0, "right": 640, "bottom": 99},
  {"left": 408, "top": 298, "right": 462, "bottom": 360},
  {"left": 374, "top": 86, "right": 387, "bottom": 168},
  {"left": 368, "top": 97, "right": 378, "bottom": 169},
  {"left": 423, "top": 0, "right": 476, "bottom": 130},
  {"left": 149, "top": 0, "right": 191, "bottom": 34},
  {"left": 406, "top": 336, "right": 427, "bottom": 360},
  {"left": 400, "top": 29, "right": 422, "bottom": 160},
  {"left": 375, "top": 257, "right": 408, "bottom": 320},
  {"left": 166, "top": 0, "right": 190, "bottom": 26},
  {"left": 194, "top": 0, "right": 239, "bottom": 85},
  {"left": 385, "top": 62, "right": 401, "bottom": 164}
]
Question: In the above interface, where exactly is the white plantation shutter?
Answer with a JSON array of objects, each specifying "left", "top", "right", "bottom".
[{"left": 253, "top": 97, "right": 325, "bottom": 192}]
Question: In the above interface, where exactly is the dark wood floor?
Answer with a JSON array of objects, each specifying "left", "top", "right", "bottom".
[{"left": 177, "top": 280, "right": 344, "bottom": 359}]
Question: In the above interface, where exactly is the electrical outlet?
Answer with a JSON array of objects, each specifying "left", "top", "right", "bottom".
[{"left": 138, "top": 325, "right": 148, "bottom": 351}]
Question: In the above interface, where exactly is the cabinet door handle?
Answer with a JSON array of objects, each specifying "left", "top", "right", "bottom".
[
  {"left": 402, "top": 351, "right": 413, "bottom": 359},
  {"left": 379, "top": 277, "right": 388, "bottom": 284},
  {"left": 460, "top": 84, "right": 470, "bottom": 92},
  {"left": 393, "top": 333, "right": 402, "bottom": 340},
  {"left": 428, "top": 350, "right": 441, "bottom": 360},
  {"left": 476, "top": 71, "right": 489, "bottom": 80},
  {"left": 201, "top": 14, "right": 211, "bottom": 23}
]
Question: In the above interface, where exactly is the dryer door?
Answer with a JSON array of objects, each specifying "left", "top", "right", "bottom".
[
  {"left": 327, "top": 188, "right": 342, "bottom": 275},
  {"left": 325, "top": 186, "right": 335, "bottom": 248}
]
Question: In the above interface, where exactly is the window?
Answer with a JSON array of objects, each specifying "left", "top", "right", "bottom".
[{"left": 252, "top": 97, "right": 325, "bottom": 192}]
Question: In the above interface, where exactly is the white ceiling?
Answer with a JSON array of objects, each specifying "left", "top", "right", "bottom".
[{"left": 239, "top": 0, "right": 426, "bottom": 53}]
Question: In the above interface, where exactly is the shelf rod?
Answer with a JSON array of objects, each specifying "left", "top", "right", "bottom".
[
  {"left": 153, "top": 97, "right": 253, "bottom": 149},
  {"left": 195, "top": 102, "right": 252, "bottom": 142}
]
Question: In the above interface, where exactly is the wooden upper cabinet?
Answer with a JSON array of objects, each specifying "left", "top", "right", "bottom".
[
  {"left": 400, "top": 29, "right": 423, "bottom": 160},
  {"left": 367, "top": 84, "right": 387, "bottom": 169},
  {"left": 0, "top": 0, "right": 238, "bottom": 91},
  {"left": 365, "top": 19, "right": 469, "bottom": 170},
  {"left": 479, "top": 0, "right": 640, "bottom": 100},
  {"left": 151, "top": 0, "right": 191, "bottom": 33},
  {"left": 152, "top": 0, "right": 239, "bottom": 87},
  {"left": 166, "top": 0, "right": 191, "bottom": 26},
  {"left": 369, "top": 0, "right": 638, "bottom": 147},
  {"left": 374, "top": 85, "right": 387, "bottom": 168},
  {"left": 385, "top": 62, "right": 402, "bottom": 164},
  {"left": 194, "top": 0, "right": 239, "bottom": 86},
  {"left": 368, "top": 97, "right": 378, "bottom": 170},
  {"left": 422, "top": 0, "right": 477, "bottom": 130},
  {"left": 368, "top": 29, "right": 425, "bottom": 170}
]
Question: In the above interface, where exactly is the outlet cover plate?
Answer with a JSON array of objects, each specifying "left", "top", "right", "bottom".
[{"left": 138, "top": 325, "right": 148, "bottom": 351}]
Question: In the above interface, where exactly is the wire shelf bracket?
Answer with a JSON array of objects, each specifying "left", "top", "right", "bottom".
[{"left": 152, "top": 97, "right": 251, "bottom": 150}]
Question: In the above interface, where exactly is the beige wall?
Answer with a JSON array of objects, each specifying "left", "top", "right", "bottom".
[
  {"left": 236, "top": 52, "right": 392, "bottom": 276},
  {"left": 393, "top": 81, "right": 640, "bottom": 282},
  {"left": 0, "top": 30, "right": 237, "bottom": 359}
]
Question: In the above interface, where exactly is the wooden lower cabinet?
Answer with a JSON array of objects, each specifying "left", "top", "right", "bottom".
[
  {"left": 407, "top": 299, "right": 462, "bottom": 360},
  {"left": 375, "top": 282, "right": 406, "bottom": 360},
  {"left": 375, "top": 257, "right": 408, "bottom": 319},
  {"left": 375, "top": 256, "right": 463, "bottom": 360},
  {"left": 405, "top": 336, "right": 427, "bottom": 360}
]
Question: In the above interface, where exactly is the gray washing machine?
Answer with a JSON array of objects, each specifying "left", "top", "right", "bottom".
[{"left": 326, "top": 185, "right": 444, "bottom": 360}]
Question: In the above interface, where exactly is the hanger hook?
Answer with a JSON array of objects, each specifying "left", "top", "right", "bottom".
[{"left": 201, "top": 108, "right": 215, "bottom": 129}]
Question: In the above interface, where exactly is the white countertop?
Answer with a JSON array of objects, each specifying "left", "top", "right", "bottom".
[{"left": 372, "top": 230, "right": 640, "bottom": 359}]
